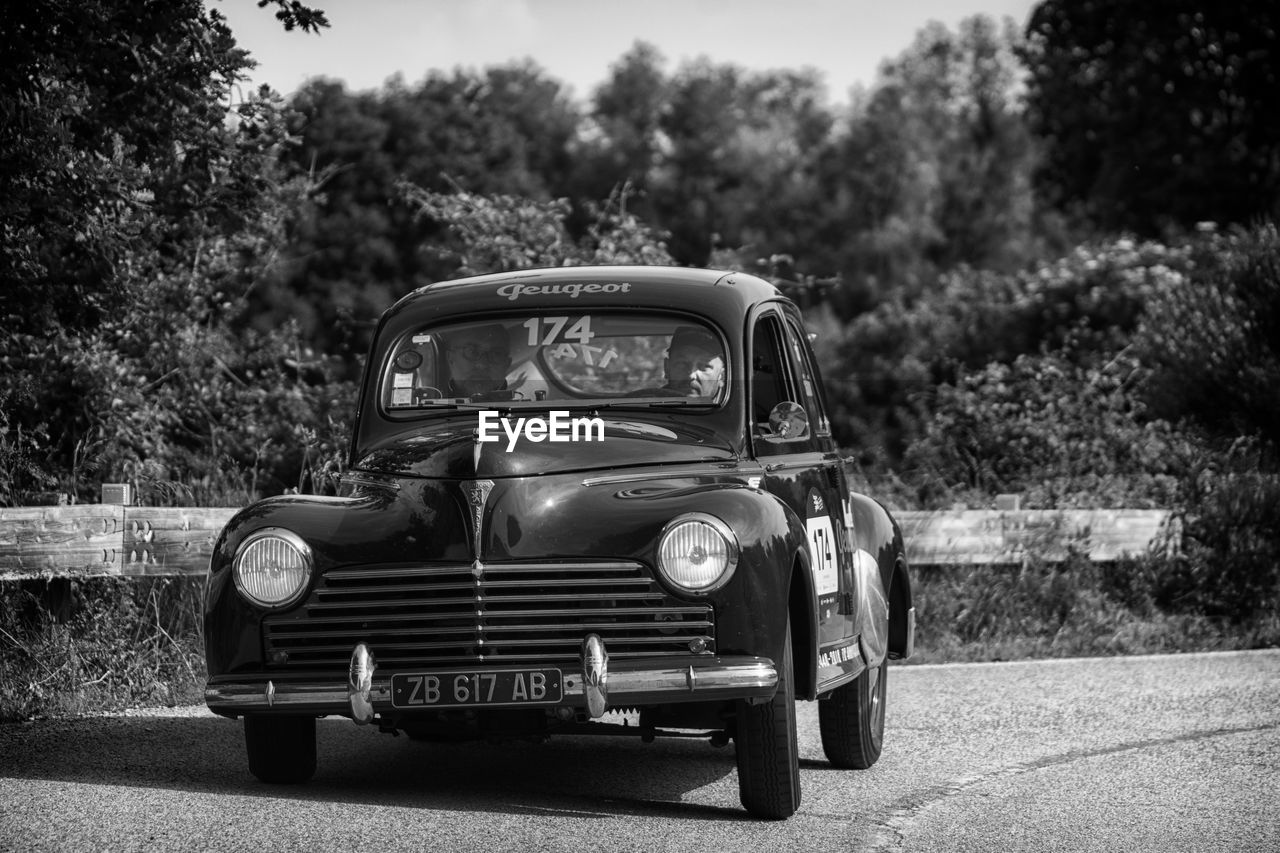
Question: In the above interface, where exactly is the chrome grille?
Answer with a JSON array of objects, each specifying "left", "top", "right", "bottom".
[{"left": 263, "top": 560, "right": 715, "bottom": 670}]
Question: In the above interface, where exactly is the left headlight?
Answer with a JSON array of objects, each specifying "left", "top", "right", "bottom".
[
  {"left": 657, "top": 513, "right": 739, "bottom": 593},
  {"left": 233, "top": 528, "right": 312, "bottom": 608}
]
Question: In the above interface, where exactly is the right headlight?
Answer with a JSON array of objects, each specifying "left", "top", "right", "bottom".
[
  {"left": 657, "top": 513, "right": 739, "bottom": 593},
  {"left": 232, "top": 528, "right": 312, "bottom": 608}
]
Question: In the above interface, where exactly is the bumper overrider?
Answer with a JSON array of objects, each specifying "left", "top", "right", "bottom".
[{"left": 206, "top": 633, "right": 778, "bottom": 721}]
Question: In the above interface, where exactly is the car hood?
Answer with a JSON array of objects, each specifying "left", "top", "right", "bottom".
[{"left": 354, "top": 413, "right": 737, "bottom": 479}]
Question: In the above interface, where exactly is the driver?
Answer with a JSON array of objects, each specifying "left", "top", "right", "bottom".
[
  {"left": 663, "top": 326, "right": 726, "bottom": 399},
  {"left": 444, "top": 324, "right": 511, "bottom": 397}
]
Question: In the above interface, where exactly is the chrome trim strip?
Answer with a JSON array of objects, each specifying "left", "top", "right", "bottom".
[
  {"left": 206, "top": 657, "right": 777, "bottom": 715},
  {"left": 761, "top": 459, "right": 821, "bottom": 473},
  {"left": 581, "top": 464, "right": 743, "bottom": 487},
  {"left": 324, "top": 561, "right": 644, "bottom": 581},
  {"left": 340, "top": 473, "right": 401, "bottom": 491}
]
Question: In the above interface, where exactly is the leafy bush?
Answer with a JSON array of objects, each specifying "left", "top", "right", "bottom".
[
  {"left": 844, "top": 226, "right": 1279, "bottom": 509},
  {"left": 832, "top": 224, "right": 1279, "bottom": 655},
  {"left": 1133, "top": 223, "right": 1280, "bottom": 448},
  {"left": 900, "top": 349, "right": 1189, "bottom": 509},
  {"left": 1163, "top": 440, "right": 1280, "bottom": 621},
  {"left": 827, "top": 237, "right": 1195, "bottom": 466}
]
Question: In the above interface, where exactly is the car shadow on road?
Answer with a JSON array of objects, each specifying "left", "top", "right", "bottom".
[{"left": 0, "top": 713, "right": 752, "bottom": 820}]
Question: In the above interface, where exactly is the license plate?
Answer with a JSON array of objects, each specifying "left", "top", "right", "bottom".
[{"left": 390, "top": 669, "right": 563, "bottom": 709}]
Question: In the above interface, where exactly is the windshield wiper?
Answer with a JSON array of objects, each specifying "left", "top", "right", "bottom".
[
  {"left": 400, "top": 399, "right": 501, "bottom": 411},
  {"left": 639, "top": 398, "right": 706, "bottom": 406},
  {"left": 401, "top": 398, "right": 710, "bottom": 413},
  {"left": 402, "top": 400, "right": 461, "bottom": 409}
]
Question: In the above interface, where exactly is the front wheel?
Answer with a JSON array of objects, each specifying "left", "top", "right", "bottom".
[
  {"left": 735, "top": 621, "right": 801, "bottom": 819},
  {"left": 244, "top": 715, "right": 316, "bottom": 783},
  {"left": 818, "top": 655, "right": 887, "bottom": 769}
]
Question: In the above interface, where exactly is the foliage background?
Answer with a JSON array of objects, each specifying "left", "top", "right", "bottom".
[{"left": 1, "top": 0, "right": 1278, "bottom": 718}]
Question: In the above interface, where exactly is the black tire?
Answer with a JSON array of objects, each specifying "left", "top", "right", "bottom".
[
  {"left": 818, "top": 655, "right": 887, "bottom": 769},
  {"left": 735, "top": 621, "right": 801, "bottom": 819},
  {"left": 244, "top": 715, "right": 316, "bottom": 784}
]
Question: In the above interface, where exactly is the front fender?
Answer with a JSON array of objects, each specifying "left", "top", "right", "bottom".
[
  {"left": 204, "top": 490, "right": 405, "bottom": 677},
  {"left": 685, "top": 485, "right": 820, "bottom": 699},
  {"left": 563, "top": 482, "right": 810, "bottom": 667}
]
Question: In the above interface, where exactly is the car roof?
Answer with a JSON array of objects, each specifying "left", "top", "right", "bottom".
[{"left": 380, "top": 265, "right": 785, "bottom": 325}]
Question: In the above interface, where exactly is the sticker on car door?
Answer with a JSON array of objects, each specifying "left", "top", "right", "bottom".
[{"left": 806, "top": 489, "right": 838, "bottom": 596}]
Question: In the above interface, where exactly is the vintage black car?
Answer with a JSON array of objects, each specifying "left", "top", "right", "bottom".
[{"left": 204, "top": 265, "right": 915, "bottom": 819}]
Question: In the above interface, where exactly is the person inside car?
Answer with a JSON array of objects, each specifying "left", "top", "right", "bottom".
[
  {"left": 661, "top": 326, "right": 726, "bottom": 400},
  {"left": 444, "top": 324, "right": 512, "bottom": 398}
]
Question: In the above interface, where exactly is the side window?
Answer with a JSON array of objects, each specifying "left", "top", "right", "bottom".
[
  {"left": 750, "top": 318, "right": 788, "bottom": 426},
  {"left": 784, "top": 319, "right": 833, "bottom": 439},
  {"left": 751, "top": 313, "right": 817, "bottom": 455}
]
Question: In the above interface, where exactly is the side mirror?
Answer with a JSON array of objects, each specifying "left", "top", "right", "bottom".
[{"left": 767, "top": 401, "right": 810, "bottom": 440}]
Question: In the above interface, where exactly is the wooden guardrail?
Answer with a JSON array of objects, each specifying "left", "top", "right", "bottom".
[
  {"left": 897, "top": 509, "right": 1180, "bottom": 566},
  {"left": 0, "top": 505, "right": 1180, "bottom": 581},
  {"left": 0, "top": 506, "right": 237, "bottom": 580}
]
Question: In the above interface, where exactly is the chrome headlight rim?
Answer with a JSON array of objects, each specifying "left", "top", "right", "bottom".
[
  {"left": 232, "top": 527, "right": 313, "bottom": 610},
  {"left": 656, "top": 512, "right": 740, "bottom": 595}
]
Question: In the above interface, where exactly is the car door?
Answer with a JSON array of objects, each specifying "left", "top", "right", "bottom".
[{"left": 748, "top": 305, "right": 858, "bottom": 685}]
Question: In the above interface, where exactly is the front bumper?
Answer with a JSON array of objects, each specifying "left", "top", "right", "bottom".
[{"left": 206, "top": 638, "right": 777, "bottom": 720}]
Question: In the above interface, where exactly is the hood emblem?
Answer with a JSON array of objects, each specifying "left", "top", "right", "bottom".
[{"left": 464, "top": 478, "right": 495, "bottom": 551}]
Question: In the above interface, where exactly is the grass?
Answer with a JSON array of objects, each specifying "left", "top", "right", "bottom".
[
  {"left": 0, "top": 577, "right": 206, "bottom": 721},
  {"left": 905, "top": 554, "right": 1280, "bottom": 664},
  {"left": 2, "top": 554, "right": 1278, "bottom": 721}
]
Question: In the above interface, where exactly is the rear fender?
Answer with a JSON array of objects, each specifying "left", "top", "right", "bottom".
[
  {"left": 846, "top": 492, "right": 913, "bottom": 664},
  {"left": 888, "top": 556, "right": 915, "bottom": 660}
]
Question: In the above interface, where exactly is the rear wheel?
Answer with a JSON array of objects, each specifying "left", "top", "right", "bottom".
[
  {"left": 735, "top": 621, "right": 800, "bottom": 819},
  {"left": 818, "top": 655, "right": 886, "bottom": 769},
  {"left": 244, "top": 715, "right": 316, "bottom": 783}
]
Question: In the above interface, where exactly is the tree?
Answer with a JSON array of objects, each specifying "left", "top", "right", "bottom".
[
  {"left": 1, "top": 0, "right": 248, "bottom": 335},
  {"left": 398, "top": 183, "right": 673, "bottom": 277},
  {"left": 642, "top": 60, "right": 836, "bottom": 269},
  {"left": 579, "top": 41, "right": 671, "bottom": 204},
  {"left": 268, "top": 65, "right": 584, "bottom": 360},
  {"left": 0, "top": 0, "right": 348, "bottom": 504},
  {"left": 1023, "top": 0, "right": 1280, "bottom": 234},
  {"left": 0, "top": 1, "right": 330, "bottom": 335},
  {"left": 820, "top": 15, "right": 1039, "bottom": 316}
]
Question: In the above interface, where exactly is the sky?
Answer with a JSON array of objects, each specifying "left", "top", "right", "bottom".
[{"left": 217, "top": 0, "right": 1039, "bottom": 104}]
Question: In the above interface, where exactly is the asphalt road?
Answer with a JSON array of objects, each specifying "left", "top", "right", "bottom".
[{"left": 2, "top": 650, "right": 1277, "bottom": 852}]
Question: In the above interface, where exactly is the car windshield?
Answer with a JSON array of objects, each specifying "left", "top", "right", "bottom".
[{"left": 381, "top": 313, "right": 728, "bottom": 411}]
